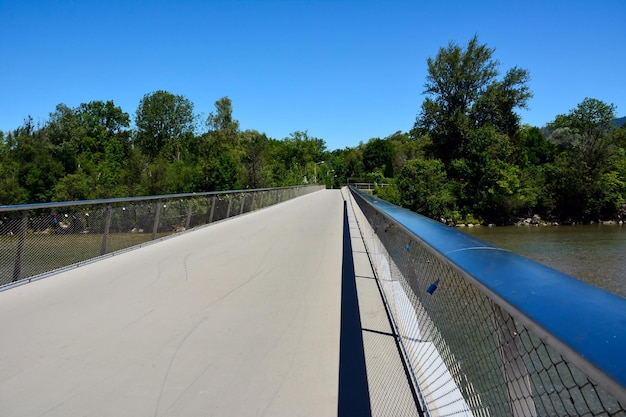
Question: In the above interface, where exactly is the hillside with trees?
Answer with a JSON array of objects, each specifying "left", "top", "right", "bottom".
[{"left": 1, "top": 37, "right": 625, "bottom": 224}]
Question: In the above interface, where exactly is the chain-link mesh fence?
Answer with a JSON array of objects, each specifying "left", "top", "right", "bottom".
[
  {"left": 0, "top": 186, "right": 323, "bottom": 288},
  {"left": 349, "top": 187, "right": 626, "bottom": 417}
]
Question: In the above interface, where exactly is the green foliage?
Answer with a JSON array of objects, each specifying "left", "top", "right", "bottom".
[
  {"left": 342, "top": 147, "right": 365, "bottom": 181},
  {"left": 517, "top": 125, "right": 555, "bottom": 166},
  {"left": 472, "top": 67, "right": 532, "bottom": 137},
  {"left": 2, "top": 74, "right": 624, "bottom": 226},
  {"left": 281, "top": 131, "right": 326, "bottom": 169},
  {"left": 414, "top": 35, "right": 531, "bottom": 166},
  {"left": 8, "top": 118, "right": 66, "bottom": 203},
  {"left": 545, "top": 98, "right": 623, "bottom": 220},
  {"left": 385, "top": 131, "right": 424, "bottom": 174},
  {"left": 206, "top": 96, "right": 240, "bottom": 150},
  {"left": 191, "top": 97, "right": 245, "bottom": 191},
  {"left": 241, "top": 130, "right": 270, "bottom": 188},
  {"left": 0, "top": 131, "right": 28, "bottom": 205},
  {"left": 362, "top": 138, "right": 395, "bottom": 177},
  {"left": 548, "top": 98, "right": 617, "bottom": 172},
  {"left": 373, "top": 184, "right": 401, "bottom": 205},
  {"left": 397, "top": 158, "right": 455, "bottom": 218},
  {"left": 4, "top": 95, "right": 321, "bottom": 203},
  {"left": 53, "top": 171, "right": 93, "bottom": 201},
  {"left": 135, "top": 90, "right": 195, "bottom": 161}
]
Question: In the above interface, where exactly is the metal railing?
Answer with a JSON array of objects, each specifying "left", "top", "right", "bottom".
[
  {"left": 348, "top": 182, "right": 392, "bottom": 192},
  {"left": 0, "top": 185, "right": 324, "bottom": 289},
  {"left": 348, "top": 186, "right": 626, "bottom": 417}
]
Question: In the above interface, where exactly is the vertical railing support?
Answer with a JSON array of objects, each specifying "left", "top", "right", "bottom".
[
  {"left": 12, "top": 212, "right": 28, "bottom": 282},
  {"left": 185, "top": 200, "right": 193, "bottom": 229},
  {"left": 152, "top": 200, "right": 162, "bottom": 240},
  {"left": 209, "top": 196, "right": 216, "bottom": 223},
  {"left": 240, "top": 194, "right": 246, "bottom": 215},
  {"left": 100, "top": 205, "right": 112, "bottom": 256},
  {"left": 226, "top": 195, "right": 233, "bottom": 218}
]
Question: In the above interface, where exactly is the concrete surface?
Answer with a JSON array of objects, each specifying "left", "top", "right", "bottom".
[
  {"left": 0, "top": 190, "right": 345, "bottom": 417},
  {"left": 0, "top": 189, "right": 422, "bottom": 417}
]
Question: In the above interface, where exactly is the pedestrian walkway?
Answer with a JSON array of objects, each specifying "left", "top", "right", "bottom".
[{"left": 0, "top": 189, "right": 419, "bottom": 417}]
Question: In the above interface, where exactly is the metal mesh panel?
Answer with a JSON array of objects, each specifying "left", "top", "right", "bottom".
[
  {"left": 350, "top": 188, "right": 626, "bottom": 417},
  {"left": 1, "top": 186, "right": 323, "bottom": 287}
]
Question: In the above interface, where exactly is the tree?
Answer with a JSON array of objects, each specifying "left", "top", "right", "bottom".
[
  {"left": 362, "top": 138, "right": 395, "bottom": 178},
  {"left": 76, "top": 101, "right": 131, "bottom": 197},
  {"left": 46, "top": 100, "right": 131, "bottom": 199},
  {"left": 548, "top": 98, "right": 617, "bottom": 173},
  {"left": 282, "top": 131, "right": 326, "bottom": 166},
  {"left": 53, "top": 171, "right": 93, "bottom": 201},
  {"left": 206, "top": 96, "right": 240, "bottom": 151},
  {"left": 413, "top": 36, "right": 531, "bottom": 165},
  {"left": 546, "top": 98, "right": 623, "bottom": 219},
  {"left": 277, "top": 131, "right": 327, "bottom": 183},
  {"left": 241, "top": 130, "right": 269, "bottom": 188},
  {"left": 472, "top": 67, "right": 532, "bottom": 137},
  {"left": 9, "top": 117, "right": 65, "bottom": 202},
  {"left": 517, "top": 125, "right": 555, "bottom": 167},
  {"left": 397, "top": 158, "right": 454, "bottom": 218},
  {"left": 385, "top": 131, "right": 423, "bottom": 174},
  {"left": 77, "top": 100, "right": 130, "bottom": 138},
  {"left": 135, "top": 90, "right": 195, "bottom": 161},
  {"left": 46, "top": 104, "right": 81, "bottom": 174},
  {"left": 0, "top": 131, "right": 28, "bottom": 204},
  {"left": 194, "top": 97, "right": 244, "bottom": 191}
]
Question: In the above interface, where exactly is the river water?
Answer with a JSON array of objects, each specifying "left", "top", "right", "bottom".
[{"left": 462, "top": 224, "right": 626, "bottom": 299}]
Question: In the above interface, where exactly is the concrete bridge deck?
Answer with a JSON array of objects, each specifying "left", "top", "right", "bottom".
[{"left": 0, "top": 189, "right": 418, "bottom": 417}]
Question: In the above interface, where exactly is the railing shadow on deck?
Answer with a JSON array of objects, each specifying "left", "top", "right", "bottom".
[{"left": 337, "top": 199, "right": 372, "bottom": 417}]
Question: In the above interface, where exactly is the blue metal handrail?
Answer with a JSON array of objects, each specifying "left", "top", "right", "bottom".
[{"left": 351, "top": 187, "right": 626, "bottom": 409}]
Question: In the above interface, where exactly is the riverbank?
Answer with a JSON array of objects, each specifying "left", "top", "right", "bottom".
[{"left": 443, "top": 215, "right": 625, "bottom": 228}]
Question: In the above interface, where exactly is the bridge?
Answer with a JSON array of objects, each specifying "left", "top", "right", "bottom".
[{"left": 1, "top": 186, "right": 625, "bottom": 416}]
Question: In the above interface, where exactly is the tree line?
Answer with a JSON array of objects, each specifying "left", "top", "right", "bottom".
[
  {"left": 0, "top": 94, "right": 328, "bottom": 205},
  {"left": 2, "top": 36, "right": 625, "bottom": 224}
]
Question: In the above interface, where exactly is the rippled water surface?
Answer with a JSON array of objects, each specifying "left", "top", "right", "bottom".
[{"left": 462, "top": 224, "right": 626, "bottom": 298}]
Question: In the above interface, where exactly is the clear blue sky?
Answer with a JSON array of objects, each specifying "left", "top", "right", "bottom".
[{"left": 1, "top": 0, "right": 625, "bottom": 151}]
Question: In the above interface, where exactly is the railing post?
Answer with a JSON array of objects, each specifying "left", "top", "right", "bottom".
[
  {"left": 209, "top": 196, "right": 216, "bottom": 223},
  {"left": 12, "top": 212, "right": 28, "bottom": 282},
  {"left": 100, "top": 205, "right": 112, "bottom": 256},
  {"left": 251, "top": 192, "right": 256, "bottom": 211},
  {"left": 226, "top": 195, "right": 232, "bottom": 218},
  {"left": 240, "top": 194, "right": 246, "bottom": 215},
  {"left": 185, "top": 200, "right": 193, "bottom": 229},
  {"left": 493, "top": 303, "right": 537, "bottom": 417},
  {"left": 152, "top": 200, "right": 162, "bottom": 240}
]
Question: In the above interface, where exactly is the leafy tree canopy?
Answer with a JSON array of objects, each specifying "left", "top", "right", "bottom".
[
  {"left": 413, "top": 35, "right": 531, "bottom": 164},
  {"left": 135, "top": 90, "right": 195, "bottom": 161}
]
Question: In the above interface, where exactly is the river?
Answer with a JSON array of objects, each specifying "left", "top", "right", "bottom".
[{"left": 462, "top": 223, "right": 626, "bottom": 299}]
